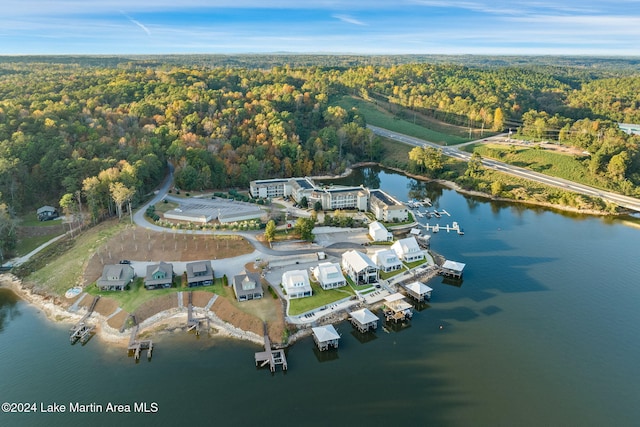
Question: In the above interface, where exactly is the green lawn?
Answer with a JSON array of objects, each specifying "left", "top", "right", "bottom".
[
  {"left": 334, "top": 96, "right": 470, "bottom": 146},
  {"left": 288, "top": 282, "right": 354, "bottom": 316},
  {"left": 86, "top": 276, "right": 223, "bottom": 313},
  {"left": 404, "top": 259, "right": 428, "bottom": 270},
  {"left": 471, "top": 144, "right": 611, "bottom": 190},
  {"left": 380, "top": 268, "right": 405, "bottom": 280},
  {"left": 24, "top": 221, "right": 128, "bottom": 296},
  {"left": 15, "top": 233, "right": 63, "bottom": 257}
]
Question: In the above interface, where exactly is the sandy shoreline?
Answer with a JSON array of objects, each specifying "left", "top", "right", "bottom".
[{"left": 0, "top": 273, "right": 264, "bottom": 348}]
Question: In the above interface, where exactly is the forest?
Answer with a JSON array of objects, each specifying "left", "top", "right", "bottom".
[{"left": 0, "top": 55, "right": 639, "bottom": 259}]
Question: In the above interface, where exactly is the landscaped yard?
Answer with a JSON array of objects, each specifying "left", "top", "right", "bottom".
[
  {"left": 380, "top": 268, "right": 406, "bottom": 280},
  {"left": 85, "top": 276, "right": 224, "bottom": 313},
  {"left": 288, "top": 282, "right": 354, "bottom": 316}
]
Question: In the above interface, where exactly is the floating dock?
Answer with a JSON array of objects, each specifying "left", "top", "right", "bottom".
[{"left": 255, "top": 323, "right": 287, "bottom": 372}]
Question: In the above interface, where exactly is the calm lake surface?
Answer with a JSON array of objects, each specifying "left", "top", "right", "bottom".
[{"left": 2, "top": 166, "right": 640, "bottom": 427}]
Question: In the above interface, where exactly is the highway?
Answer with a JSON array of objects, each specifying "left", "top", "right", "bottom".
[{"left": 368, "top": 124, "right": 640, "bottom": 212}]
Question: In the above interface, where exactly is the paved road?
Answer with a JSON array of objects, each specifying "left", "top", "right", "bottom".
[{"left": 368, "top": 125, "right": 640, "bottom": 212}]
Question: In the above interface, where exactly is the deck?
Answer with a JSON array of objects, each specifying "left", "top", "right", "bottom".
[
  {"left": 69, "top": 295, "right": 100, "bottom": 344},
  {"left": 127, "top": 315, "right": 154, "bottom": 361},
  {"left": 254, "top": 323, "right": 287, "bottom": 373}
]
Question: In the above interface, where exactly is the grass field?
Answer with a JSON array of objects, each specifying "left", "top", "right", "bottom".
[
  {"left": 287, "top": 282, "right": 354, "bottom": 316},
  {"left": 470, "top": 144, "right": 611, "bottom": 190},
  {"left": 25, "top": 221, "right": 127, "bottom": 296},
  {"left": 335, "top": 96, "right": 470, "bottom": 146}
]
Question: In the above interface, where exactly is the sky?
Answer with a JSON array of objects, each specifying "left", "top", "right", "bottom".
[{"left": 2, "top": 0, "right": 640, "bottom": 56}]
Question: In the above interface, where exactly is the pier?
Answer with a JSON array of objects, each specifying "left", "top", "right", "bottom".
[
  {"left": 254, "top": 323, "right": 287, "bottom": 372},
  {"left": 127, "top": 315, "right": 154, "bottom": 361},
  {"left": 69, "top": 295, "right": 100, "bottom": 344},
  {"left": 423, "top": 221, "right": 463, "bottom": 234},
  {"left": 186, "top": 292, "right": 209, "bottom": 335}
]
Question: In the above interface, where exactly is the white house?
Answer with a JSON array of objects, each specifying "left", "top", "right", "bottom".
[
  {"left": 369, "top": 221, "right": 393, "bottom": 242},
  {"left": 372, "top": 249, "right": 403, "bottom": 273},
  {"left": 391, "top": 236, "right": 425, "bottom": 263},
  {"left": 313, "top": 262, "right": 346, "bottom": 290},
  {"left": 282, "top": 269, "right": 313, "bottom": 299},
  {"left": 341, "top": 250, "right": 378, "bottom": 285}
]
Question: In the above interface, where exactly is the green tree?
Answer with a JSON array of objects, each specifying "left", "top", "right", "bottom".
[
  {"left": 264, "top": 220, "right": 276, "bottom": 244},
  {"left": 465, "top": 152, "right": 484, "bottom": 178},
  {"left": 0, "top": 202, "right": 16, "bottom": 262},
  {"left": 295, "top": 217, "right": 315, "bottom": 242}
]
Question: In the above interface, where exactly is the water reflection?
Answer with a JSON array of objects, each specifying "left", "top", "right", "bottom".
[{"left": 0, "top": 289, "right": 20, "bottom": 332}]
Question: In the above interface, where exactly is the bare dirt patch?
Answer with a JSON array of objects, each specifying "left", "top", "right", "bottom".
[
  {"left": 191, "top": 291, "right": 215, "bottom": 308},
  {"left": 83, "top": 226, "right": 253, "bottom": 285},
  {"left": 211, "top": 297, "right": 263, "bottom": 337},
  {"left": 107, "top": 310, "right": 129, "bottom": 330},
  {"left": 134, "top": 293, "right": 179, "bottom": 323}
]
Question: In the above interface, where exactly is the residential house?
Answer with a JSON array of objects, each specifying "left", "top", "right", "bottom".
[
  {"left": 391, "top": 236, "right": 425, "bottom": 263},
  {"left": 369, "top": 221, "right": 393, "bottom": 242},
  {"left": 341, "top": 250, "right": 378, "bottom": 285},
  {"left": 233, "top": 272, "right": 263, "bottom": 302},
  {"left": 312, "top": 262, "right": 346, "bottom": 290},
  {"left": 97, "top": 264, "right": 135, "bottom": 291},
  {"left": 186, "top": 261, "right": 214, "bottom": 287},
  {"left": 144, "top": 262, "right": 174, "bottom": 290},
  {"left": 372, "top": 248, "right": 403, "bottom": 273},
  {"left": 36, "top": 206, "right": 58, "bottom": 221},
  {"left": 282, "top": 269, "right": 313, "bottom": 299}
]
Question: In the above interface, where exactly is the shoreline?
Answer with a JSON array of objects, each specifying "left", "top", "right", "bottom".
[
  {"left": 3, "top": 162, "right": 616, "bottom": 351},
  {"left": 0, "top": 273, "right": 264, "bottom": 348}
]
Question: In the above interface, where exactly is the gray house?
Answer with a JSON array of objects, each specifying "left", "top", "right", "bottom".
[
  {"left": 97, "top": 264, "right": 135, "bottom": 291},
  {"left": 37, "top": 206, "right": 58, "bottom": 221},
  {"left": 186, "top": 261, "right": 214, "bottom": 287},
  {"left": 232, "top": 272, "right": 263, "bottom": 302},
  {"left": 144, "top": 262, "right": 174, "bottom": 290}
]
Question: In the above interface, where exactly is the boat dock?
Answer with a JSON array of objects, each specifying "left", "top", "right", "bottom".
[
  {"left": 69, "top": 295, "right": 100, "bottom": 344},
  {"left": 127, "top": 315, "right": 153, "bottom": 360},
  {"left": 423, "top": 221, "right": 463, "bottom": 234},
  {"left": 254, "top": 323, "right": 287, "bottom": 372}
]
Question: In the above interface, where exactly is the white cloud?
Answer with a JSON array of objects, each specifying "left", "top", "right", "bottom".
[{"left": 332, "top": 14, "right": 367, "bottom": 26}]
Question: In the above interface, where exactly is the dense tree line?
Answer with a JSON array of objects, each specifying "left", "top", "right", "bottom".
[{"left": 1, "top": 56, "right": 640, "bottom": 258}]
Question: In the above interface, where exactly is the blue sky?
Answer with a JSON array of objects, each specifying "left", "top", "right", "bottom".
[{"left": 2, "top": 0, "right": 639, "bottom": 55}]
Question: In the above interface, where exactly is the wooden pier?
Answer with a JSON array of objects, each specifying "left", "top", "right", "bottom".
[
  {"left": 127, "top": 315, "right": 154, "bottom": 361},
  {"left": 254, "top": 323, "right": 287, "bottom": 372},
  {"left": 186, "top": 292, "right": 209, "bottom": 335},
  {"left": 69, "top": 295, "right": 100, "bottom": 344}
]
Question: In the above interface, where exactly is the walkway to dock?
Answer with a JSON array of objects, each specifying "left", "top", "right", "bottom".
[
  {"left": 69, "top": 295, "right": 100, "bottom": 344},
  {"left": 186, "top": 291, "right": 209, "bottom": 335},
  {"left": 254, "top": 323, "right": 287, "bottom": 373}
]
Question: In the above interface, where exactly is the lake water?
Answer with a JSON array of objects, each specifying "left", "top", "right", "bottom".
[{"left": 2, "top": 166, "right": 640, "bottom": 427}]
